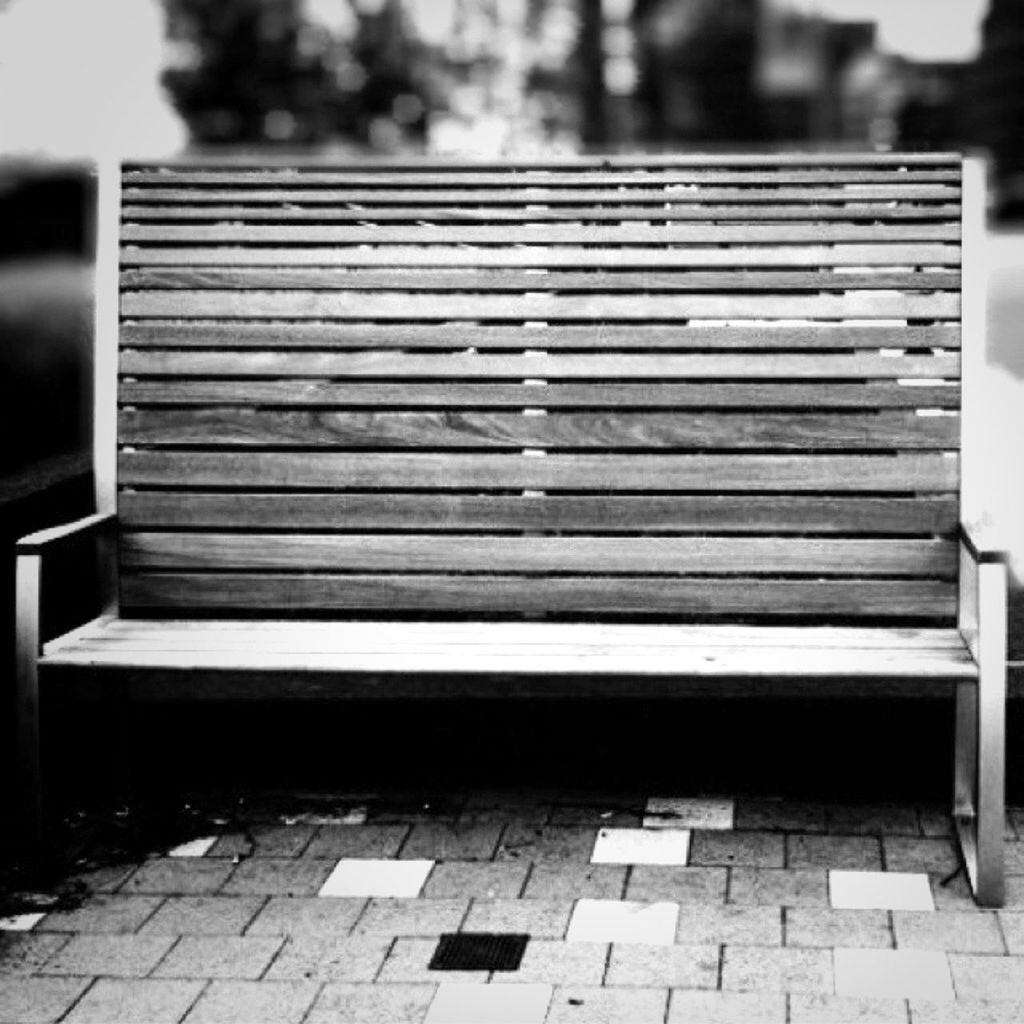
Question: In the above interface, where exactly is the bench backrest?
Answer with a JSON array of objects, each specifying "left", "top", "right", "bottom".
[{"left": 109, "top": 155, "right": 964, "bottom": 625}]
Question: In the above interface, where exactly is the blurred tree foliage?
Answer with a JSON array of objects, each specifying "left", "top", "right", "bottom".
[{"left": 161, "top": 0, "right": 431, "bottom": 148}]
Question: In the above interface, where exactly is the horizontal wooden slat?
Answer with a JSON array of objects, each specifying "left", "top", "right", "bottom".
[
  {"left": 117, "top": 409, "right": 959, "bottom": 451},
  {"left": 120, "top": 268, "right": 961, "bottom": 292},
  {"left": 119, "top": 323, "right": 962, "bottom": 351},
  {"left": 118, "top": 451, "right": 960, "bottom": 492},
  {"left": 121, "top": 223, "right": 960, "bottom": 244},
  {"left": 119, "top": 244, "right": 962, "bottom": 268},
  {"left": 118, "top": 380, "right": 962, "bottom": 409},
  {"left": 122, "top": 185, "right": 962, "bottom": 204},
  {"left": 121, "top": 168, "right": 962, "bottom": 187},
  {"left": 122, "top": 291, "right": 960, "bottom": 321},
  {"left": 119, "top": 351, "right": 961, "bottom": 380},
  {"left": 56, "top": 618, "right": 974, "bottom": 649},
  {"left": 117, "top": 492, "right": 959, "bottom": 535},
  {"left": 120, "top": 203, "right": 962, "bottom": 223},
  {"left": 120, "top": 533, "right": 955, "bottom": 576},
  {"left": 118, "top": 572, "right": 956, "bottom": 618}
]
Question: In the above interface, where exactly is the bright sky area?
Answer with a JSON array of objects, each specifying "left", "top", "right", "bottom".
[{"left": 784, "top": 0, "right": 988, "bottom": 61}]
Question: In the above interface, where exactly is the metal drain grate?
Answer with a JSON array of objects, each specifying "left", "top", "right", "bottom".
[{"left": 429, "top": 932, "right": 530, "bottom": 972}]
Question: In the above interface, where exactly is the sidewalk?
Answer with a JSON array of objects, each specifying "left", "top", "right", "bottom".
[{"left": 3, "top": 790, "right": 1024, "bottom": 1023}]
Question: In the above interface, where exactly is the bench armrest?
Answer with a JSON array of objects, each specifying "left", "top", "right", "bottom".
[
  {"left": 16, "top": 512, "right": 116, "bottom": 556},
  {"left": 959, "top": 523, "right": 1010, "bottom": 568}
]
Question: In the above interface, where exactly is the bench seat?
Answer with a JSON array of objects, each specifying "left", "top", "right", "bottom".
[{"left": 41, "top": 620, "right": 977, "bottom": 698}]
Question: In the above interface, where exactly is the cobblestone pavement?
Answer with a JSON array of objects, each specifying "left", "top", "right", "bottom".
[{"left": 3, "top": 792, "right": 1024, "bottom": 1023}]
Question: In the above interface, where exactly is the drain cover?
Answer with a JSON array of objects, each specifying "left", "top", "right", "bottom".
[{"left": 429, "top": 932, "right": 530, "bottom": 972}]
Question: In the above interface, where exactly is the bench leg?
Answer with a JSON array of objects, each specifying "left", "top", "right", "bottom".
[
  {"left": 953, "top": 557, "right": 1007, "bottom": 907},
  {"left": 15, "top": 554, "right": 45, "bottom": 853}
]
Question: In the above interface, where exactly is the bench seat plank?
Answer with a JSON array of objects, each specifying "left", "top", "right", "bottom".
[{"left": 41, "top": 619, "right": 977, "bottom": 681}]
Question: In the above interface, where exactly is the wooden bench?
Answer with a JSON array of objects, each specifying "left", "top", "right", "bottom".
[{"left": 15, "top": 154, "right": 1009, "bottom": 904}]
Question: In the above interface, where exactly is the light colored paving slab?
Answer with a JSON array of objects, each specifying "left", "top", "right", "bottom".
[
  {"left": 644, "top": 797, "right": 735, "bottom": 831},
  {"left": 0, "top": 912, "right": 44, "bottom": 931},
  {"left": 424, "top": 982, "right": 551, "bottom": 1023},
  {"left": 169, "top": 837, "right": 218, "bottom": 858},
  {"left": 829, "top": 871, "right": 934, "bottom": 912},
  {"left": 566, "top": 899, "right": 678, "bottom": 946},
  {"left": 590, "top": 828, "right": 691, "bottom": 866},
  {"left": 319, "top": 858, "right": 434, "bottom": 898},
  {"left": 833, "top": 948, "right": 953, "bottom": 1000}
]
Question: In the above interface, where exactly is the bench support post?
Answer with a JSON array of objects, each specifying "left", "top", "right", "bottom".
[
  {"left": 955, "top": 556, "right": 1007, "bottom": 907},
  {"left": 14, "top": 553, "right": 44, "bottom": 851}
]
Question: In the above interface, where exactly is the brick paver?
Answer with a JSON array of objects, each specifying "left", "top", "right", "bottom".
[
  {"left": 0, "top": 934, "right": 70, "bottom": 975},
  {"left": 244, "top": 896, "right": 365, "bottom": 936},
  {"left": 120, "top": 858, "right": 235, "bottom": 896},
  {"left": 264, "top": 934, "right": 391, "bottom": 982},
  {"left": 39, "top": 933, "right": 176, "bottom": 978},
  {"left": 63, "top": 978, "right": 204, "bottom": 1023},
  {"left": 490, "top": 941, "right": 608, "bottom": 986},
  {"left": 546, "top": 984, "right": 668, "bottom": 1023},
  {"left": 787, "top": 834, "right": 882, "bottom": 871},
  {"left": 720, "top": 946, "right": 833, "bottom": 993},
  {"left": 0, "top": 977, "right": 91, "bottom": 1024},
  {"left": 182, "top": 979, "right": 320, "bottom": 1023},
  {"left": 153, "top": 935, "right": 284, "bottom": 980},
  {"left": 140, "top": 896, "right": 265, "bottom": 936},
  {"left": 605, "top": 943, "right": 718, "bottom": 988},
  {"left": 893, "top": 911, "right": 1004, "bottom": 953},
  {"left": 37, "top": 895, "right": 163, "bottom": 935},
  {"left": 305, "top": 982, "right": 437, "bottom": 1024},
  {"left": 423, "top": 861, "right": 529, "bottom": 899},
  {"left": 463, "top": 898, "right": 574, "bottom": 939},
  {"left": 785, "top": 908, "right": 892, "bottom": 949},
  {"left": 8, "top": 792, "right": 1024, "bottom": 1023}
]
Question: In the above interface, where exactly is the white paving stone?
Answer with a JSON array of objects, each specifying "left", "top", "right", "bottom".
[
  {"left": 0, "top": 912, "right": 44, "bottom": 931},
  {"left": 566, "top": 898, "right": 678, "bottom": 945},
  {"left": 425, "top": 982, "right": 552, "bottom": 1023},
  {"left": 644, "top": 796, "right": 735, "bottom": 830},
  {"left": 318, "top": 858, "right": 434, "bottom": 898},
  {"left": 834, "top": 948, "right": 954, "bottom": 1000},
  {"left": 591, "top": 827, "right": 691, "bottom": 865},
  {"left": 168, "top": 836, "right": 217, "bottom": 857},
  {"left": 829, "top": 870, "right": 934, "bottom": 911}
]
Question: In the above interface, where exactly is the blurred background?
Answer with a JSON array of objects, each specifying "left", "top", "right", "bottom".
[{"left": 1, "top": 1, "right": 1023, "bottom": 810}]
